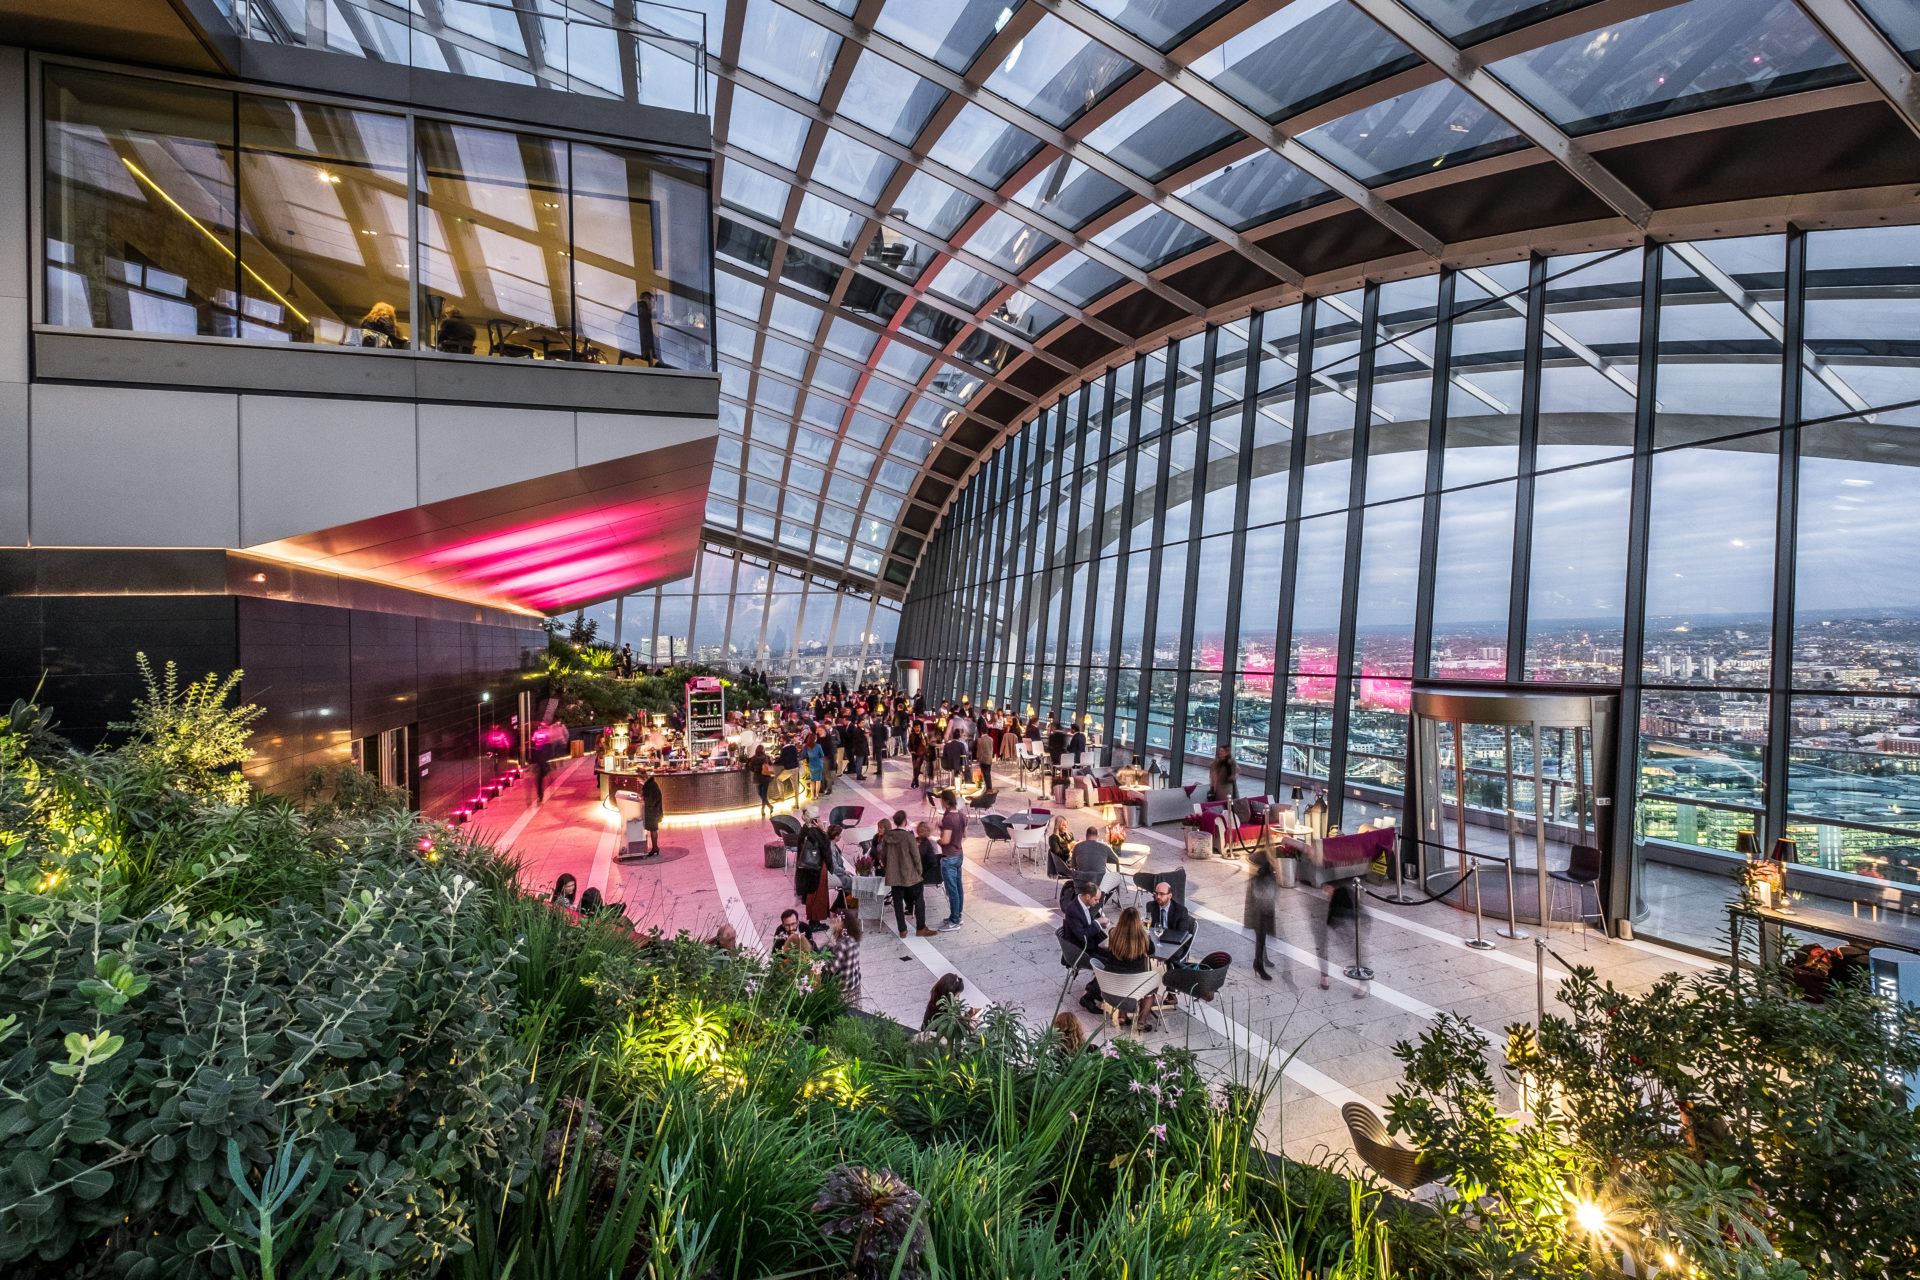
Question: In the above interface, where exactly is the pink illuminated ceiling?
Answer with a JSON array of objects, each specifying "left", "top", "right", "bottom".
[{"left": 251, "top": 436, "right": 716, "bottom": 614}]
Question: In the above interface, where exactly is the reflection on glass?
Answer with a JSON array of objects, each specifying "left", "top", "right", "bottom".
[
  {"left": 1284, "top": 674, "right": 1335, "bottom": 781},
  {"left": 1794, "top": 411, "right": 1920, "bottom": 692},
  {"left": 1290, "top": 513, "right": 1347, "bottom": 676},
  {"left": 569, "top": 140, "right": 714, "bottom": 369},
  {"left": 1300, "top": 79, "right": 1526, "bottom": 188},
  {"left": 1525, "top": 458, "right": 1632, "bottom": 682},
  {"left": 1345, "top": 677, "right": 1409, "bottom": 792},
  {"left": 1082, "top": 82, "right": 1239, "bottom": 183},
  {"left": 1654, "top": 236, "right": 1784, "bottom": 446},
  {"left": 1353, "top": 499, "right": 1421, "bottom": 678},
  {"left": 1192, "top": 0, "right": 1419, "bottom": 123},
  {"left": 1802, "top": 225, "right": 1920, "bottom": 419},
  {"left": 1428, "top": 477, "right": 1512, "bottom": 679},
  {"left": 1442, "top": 267, "right": 1526, "bottom": 486},
  {"left": 1537, "top": 250, "right": 1639, "bottom": 467},
  {"left": 235, "top": 97, "right": 410, "bottom": 346},
  {"left": 1490, "top": 0, "right": 1853, "bottom": 136},
  {"left": 1641, "top": 442, "right": 1776, "bottom": 687},
  {"left": 44, "top": 67, "right": 239, "bottom": 337},
  {"left": 982, "top": 12, "right": 1135, "bottom": 128},
  {"left": 1366, "top": 277, "right": 1440, "bottom": 503}
]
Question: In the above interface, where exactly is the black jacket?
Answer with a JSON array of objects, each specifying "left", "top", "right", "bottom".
[
  {"left": 844, "top": 725, "right": 869, "bottom": 757},
  {"left": 640, "top": 777, "right": 663, "bottom": 827},
  {"left": 1062, "top": 897, "right": 1107, "bottom": 955},
  {"left": 1144, "top": 897, "right": 1193, "bottom": 936}
]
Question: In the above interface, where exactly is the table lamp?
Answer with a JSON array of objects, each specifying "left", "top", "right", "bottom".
[{"left": 1734, "top": 830, "right": 1758, "bottom": 858}]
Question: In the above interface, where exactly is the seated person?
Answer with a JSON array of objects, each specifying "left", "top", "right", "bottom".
[
  {"left": 1062, "top": 882, "right": 1112, "bottom": 1014},
  {"left": 1071, "top": 824, "right": 1121, "bottom": 897},
  {"left": 576, "top": 887, "right": 630, "bottom": 929},
  {"left": 437, "top": 305, "right": 476, "bottom": 353},
  {"left": 772, "top": 907, "right": 815, "bottom": 949},
  {"left": 1047, "top": 816, "right": 1074, "bottom": 870},
  {"left": 1144, "top": 880, "right": 1192, "bottom": 937},
  {"left": 708, "top": 924, "right": 739, "bottom": 955},
  {"left": 1102, "top": 907, "right": 1160, "bottom": 1032}
]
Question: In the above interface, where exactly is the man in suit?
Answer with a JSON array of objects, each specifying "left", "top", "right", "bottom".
[
  {"left": 1144, "top": 880, "right": 1192, "bottom": 937},
  {"left": 1062, "top": 881, "right": 1111, "bottom": 1014}
]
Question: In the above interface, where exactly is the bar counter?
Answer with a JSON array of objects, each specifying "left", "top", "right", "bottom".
[{"left": 596, "top": 760, "right": 757, "bottom": 816}]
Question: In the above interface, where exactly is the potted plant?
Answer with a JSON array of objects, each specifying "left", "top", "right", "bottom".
[{"left": 1742, "top": 857, "right": 1783, "bottom": 909}]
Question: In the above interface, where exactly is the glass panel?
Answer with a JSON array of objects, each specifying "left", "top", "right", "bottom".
[
  {"left": 1346, "top": 677, "right": 1409, "bottom": 794},
  {"left": 726, "top": 88, "right": 811, "bottom": 167},
  {"left": 1300, "top": 79, "right": 1526, "bottom": 188},
  {"left": 1430, "top": 479, "right": 1514, "bottom": 679},
  {"left": 1192, "top": 1, "right": 1421, "bottom": 123},
  {"left": 1655, "top": 235, "right": 1785, "bottom": 447},
  {"left": 874, "top": 0, "right": 1017, "bottom": 73},
  {"left": 1177, "top": 150, "right": 1332, "bottom": 231},
  {"left": 418, "top": 121, "right": 572, "bottom": 354},
  {"left": 1405, "top": 0, "right": 1606, "bottom": 45},
  {"left": 1284, "top": 674, "right": 1336, "bottom": 781},
  {"left": 1490, "top": 0, "right": 1854, "bottom": 136},
  {"left": 925, "top": 102, "right": 1044, "bottom": 188},
  {"left": 229, "top": 97, "right": 410, "bottom": 346},
  {"left": 839, "top": 50, "right": 947, "bottom": 145},
  {"left": 568, "top": 140, "right": 714, "bottom": 369},
  {"left": 1789, "top": 695, "right": 1920, "bottom": 840},
  {"left": 1030, "top": 251, "right": 1126, "bottom": 308},
  {"left": 45, "top": 67, "right": 239, "bottom": 337},
  {"left": 1641, "top": 440, "right": 1777, "bottom": 687},
  {"left": 1536, "top": 249, "right": 1640, "bottom": 468},
  {"left": 1082, "top": 82, "right": 1240, "bottom": 181},
  {"left": 1083, "top": 0, "right": 1240, "bottom": 51},
  {"left": 737, "top": 0, "right": 841, "bottom": 101},
  {"left": 1191, "top": 532, "right": 1230, "bottom": 671},
  {"left": 1365, "top": 276, "right": 1439, "bottom": 503},
  {"left": 1353, "top": 498, "right": 1421, "bottom": 679},
  {"left": 812, "top": 131, "right": 896, "bottom": 203},
  {"left": 1794, "top": 409, "right": 1920, "bottom": 693},
  {"left": 1011, "top": 158, "right": 1130, "bottom": 230},
  {"left": 1857, "top": 0, "right": 1920, "bottom": 67},
  {"left": 982, "top": 13, "right": 1137, "bottom": 127},
  {"left": 1443, "top": 266, "right": 1528, "bottom": 487},
  {"left": 1091, "top": 204, "right": 1211, "bottom": 269},
  {"left": 1801, "top": 224, "right": 1920, "bottom": 419},
  {"left": 1289, "top": 512, "right": 1347, "bottom": 677},
  {"left": 895, "top": 170, "right": 979, "bottom": 239},
  {"left": 1525, "top": 458, "right": 1633, "bottom": 683}
]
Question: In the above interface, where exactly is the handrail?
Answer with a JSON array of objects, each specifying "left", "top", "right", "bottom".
[{"left": 233, "top": 0, "right": 708, "bottom": 115}]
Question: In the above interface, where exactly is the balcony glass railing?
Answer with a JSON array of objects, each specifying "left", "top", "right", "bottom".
[{"left": 234, "top": 0, "right": 708, "bottom": 115}]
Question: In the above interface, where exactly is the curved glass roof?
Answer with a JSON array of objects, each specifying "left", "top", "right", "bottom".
[{"left": 683, "top": 0, "right": 1917, "bottom": 598}]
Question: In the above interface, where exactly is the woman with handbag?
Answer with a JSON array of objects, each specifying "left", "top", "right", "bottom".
[{"left": 749, "top": 742, "right": 774, "bottom": 816}]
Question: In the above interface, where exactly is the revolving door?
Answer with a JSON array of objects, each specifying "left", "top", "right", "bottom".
[{"left": 1408, "top": 689, "right": 1619, "bottom": 934}]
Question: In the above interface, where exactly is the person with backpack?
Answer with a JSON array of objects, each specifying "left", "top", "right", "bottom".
[{"left": 795, "top": 807, "right": 831, "bottom": 924}]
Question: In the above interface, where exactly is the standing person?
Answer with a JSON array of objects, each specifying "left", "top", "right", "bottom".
[
  {"left": 1245, "top": 832, "right": 1278, "bottom": 981},
  {"left": 776, "top": 736, "right": 801, "bottom": 805},
  {"left": 795, "top": 806, "right": 830, "bottom": 919},
  {"left": 845, "top": 717, "right": 869, "bottom": 781},
  {"left": 822, "top": 720, "right": 842, "bottom": 796},
  {"left": 907, "top": 721, "right": 928, "bottom": 788},
  {"left": 749, "top": 742, "right": 774, "bottom": 816},
  {"left": 638, "top": 770, "right": 663, "bottom": 857},
  {"left": 870, "top": 714, "right": 890, "bottom": 771},
  {"left": 973, "top": 721, "right": 995, "bottom": 787},
  {"left": 825, "top": 911, "right": 863, "bottom": 1008},
  {"left": 1209, "top": 745, "right": 1239, "bottom": 803},
  {"left": 940, "top": 732, "right": 968, "bottom": 790},
  {"left": 881, "top": 814, "right": 936, "bottom": 938},
  {"left": 937, "top": 790, "right": 967, "bottom": 931},
  {"left": 916, "top": 821, "right": 943, "bottom": 926},
  {"left": 804, "top": 735, "right": 825, "bottom": 801},
  {"left": 1068, "top": 720, "right": 1087, "bottom": 759}
]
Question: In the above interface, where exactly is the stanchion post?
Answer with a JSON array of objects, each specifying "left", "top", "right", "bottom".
[
  {"left": 1497, "top": 855, "right": 1529, "bottom": 940},
  {"left": 1536, "top": 937, "right": 1546, "bottom": 1028},
  {"left": 1465, "top": 857, "right": 1496, "bottom": 950},
  {"left": 1342, "top": 878, "right": 1374, "bottom": 981}
]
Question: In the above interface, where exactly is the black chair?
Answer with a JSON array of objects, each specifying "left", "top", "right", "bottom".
[
  {"left": 771, "top": 814, "right": 802, "bottom": 850},
  {"left": 438, "top": 335, "right": 476, "bottom": 354},
  {"left": 980, "top": 814, "right": 1013, "bottom": 860},
  {"left": 828, "top": 805, "right": 863, "bottom": 828},
  {"left": 1162, "top": 950, "right": 1230, "bottom": 1002},
  {"left": 1550, "top": 844, "right": 1608, "bottom": 942},
  {"left": 486, "top": 318, "right": 534, "bottom": 358},
  {"left": 1047, "top": 846, "right": 1075, "bottom": 881},
  {"left": 1056, "top": 926, "right": 1094, "bottom": 976},
  {"left": 1131, "top": 867, "right": 1187, "bottom": 908},
  {"left": 968, "top": 788, "right": 997, "bottom": 813}
]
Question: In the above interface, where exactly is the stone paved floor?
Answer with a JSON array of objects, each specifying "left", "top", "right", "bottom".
[{"left": 478, "top": 749, "right": 1712, "bottom": 1163}]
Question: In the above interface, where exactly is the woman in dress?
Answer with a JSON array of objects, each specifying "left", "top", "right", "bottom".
[{"left": 1245, "top": 835, "right": 1278, "bottom": 982}]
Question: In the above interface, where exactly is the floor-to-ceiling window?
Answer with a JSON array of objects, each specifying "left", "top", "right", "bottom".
[{"left": 899, "top": 224, "right": 1920, "bottom": 954}]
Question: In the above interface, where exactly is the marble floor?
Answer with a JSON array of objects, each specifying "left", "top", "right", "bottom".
[{"left": 476, "top": 751, "right": 1713, "bottom": 1164}]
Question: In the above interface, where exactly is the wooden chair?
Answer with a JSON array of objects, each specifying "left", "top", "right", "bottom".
[{"left": 1342, "top": 1102, "right": 1436, "bottom": 1193}]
